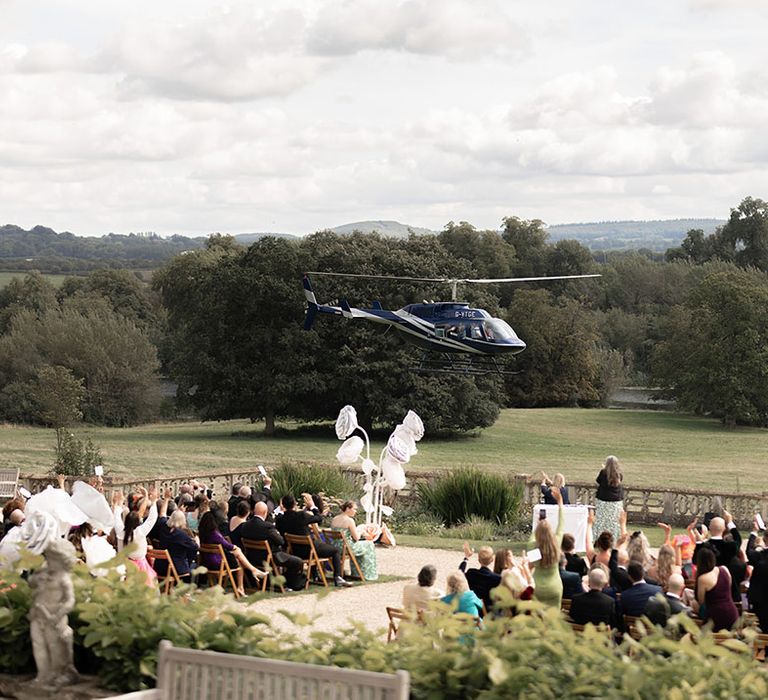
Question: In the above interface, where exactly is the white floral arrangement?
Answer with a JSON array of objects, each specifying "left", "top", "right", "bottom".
[{"left": 334, "top": 405, "right": 424, "bottom": 540}]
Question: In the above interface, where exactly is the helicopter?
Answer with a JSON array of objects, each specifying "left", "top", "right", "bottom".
[{"left": 302, "top": 271, "right": 601, "bottom": 375}]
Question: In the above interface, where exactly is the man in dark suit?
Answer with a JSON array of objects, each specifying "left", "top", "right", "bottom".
[
  {"left": 619, "top": 562, "right": 662, "bottom": 617},
  {"left": 276, "top": 493, "right": 351, "bottom": 587},
  {"left": 644, "top": 573, "right": 692, "bottom": 627},
  {"left": 693, "top": 511, "right": 743, "bottom": 601},
  {"left": 747, "top": 519, "right": 768, "bottom": 632},
  {"left": 459, "top": 543, "right": 501, "bottom": 613},
  {"left": 569, "top": 568, "right": 616, "bottom": 628},
  {"left": 234, "top": 501, "right": 306, "bottom": 590},
  {"left": 560, "top": 555, "right": 584, "bottom": 599},
  {"left": 608, "top": 548, "right": 632, "bottom": 591}
]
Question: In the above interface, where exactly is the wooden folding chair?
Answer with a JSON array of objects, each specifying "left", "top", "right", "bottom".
[
  {"left": 561, "top": 598, "right": 572, "bottom": 616},
  {"left": 323, "top": 529, "right": 364, "bottom": 580},
  {"left": 241, "top": 537, "right": 285, "bottom": 593},
  {"left": 753, "top": 633, "right": 768, "bottom": 661},
  {"left": 386, "top": 607, "right": 412, "bottom": 643},
  {"left": 284, "top": 533, "right": 331, "bottom": 588},
  {"left": 199, "top": 543, "right": 242, "bottom": 598},
  {"left": 623, "top": 615, "right": 644, "bottom": 640},
  {"left": 147, "top": 548, "right": 181, "bottom": 594},
  {"left": 0, "top": 468, "right": 19, "bottom": 502}
]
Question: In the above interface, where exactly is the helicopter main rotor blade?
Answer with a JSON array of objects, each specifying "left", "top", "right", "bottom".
[
  {"left": 463, "top": 274, "right": 602, "bottom": 283},
  {"left": 305, "top": 271, "right": 448, "bottom": 283}
]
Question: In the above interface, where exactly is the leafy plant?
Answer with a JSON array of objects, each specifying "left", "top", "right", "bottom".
[
  {"left": 388, "top": 508, "right": 444, "bottom": 537},
  {"left": 417, "top": 467, "right": 523, "bottom": 526},
  {"left": 449, "top": 515, "right": 498, "bottom": 541},
  {"left": 54, "top": 432, "right": 103, "bottom": 477},
  {"left": 0, "top": 572, "right": 33, "bottom": 673},
  {"left": 268, "top": 461, "right": 356, "bottom": 503}
]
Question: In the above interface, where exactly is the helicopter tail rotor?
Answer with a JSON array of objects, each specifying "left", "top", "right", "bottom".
[{"left": 303, "top": 274, "right": 320, "bottom": 330}]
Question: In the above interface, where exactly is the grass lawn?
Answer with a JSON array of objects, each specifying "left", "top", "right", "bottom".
[
  {"left": 2, "top": 408, "right": 767, "bottom": 491},
  {"left": 0, "top": 271, "right": 69, "bottom": 288}
]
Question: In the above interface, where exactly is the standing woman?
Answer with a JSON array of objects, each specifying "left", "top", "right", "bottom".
[
  {"left": 594, "top": 455, "right": 624, "bottom": 542},
  {"left": 527, "top": 488, "right": 565, "bottom": 607}
]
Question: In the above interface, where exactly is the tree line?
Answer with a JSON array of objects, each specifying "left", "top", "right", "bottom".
[{"left": 2, "top": 196, "right": 768, "bottom": 433}]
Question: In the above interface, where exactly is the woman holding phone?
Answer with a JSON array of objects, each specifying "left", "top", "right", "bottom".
[{"left": 527, "top": 487, "right": 565, "bottom": 607}]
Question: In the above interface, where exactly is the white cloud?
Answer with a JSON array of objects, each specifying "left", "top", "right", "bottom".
[{"left": 307, "top": 0, "right": 528, "bottom": 59}]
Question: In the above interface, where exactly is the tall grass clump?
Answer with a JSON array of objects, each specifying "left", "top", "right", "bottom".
[
  {"left": 269, "top": 461, "right": 356, "bottom": 502},
  {"left": 418, "top": 467, "right": 523, "bottom": 526}
]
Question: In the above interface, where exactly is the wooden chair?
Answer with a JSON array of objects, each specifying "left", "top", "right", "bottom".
[
  {"left": 284, "top": 533, "right": 331, "bottom": 588},
  {"left": 0, "top": 468, "right": 19, "bottom": 502},
  {"left": 147, "top": 548, "right": 181, "bottom": 595},
  {"left": 561, "top": 598, "right": 572, "bottom": 615},
  {"left": 199, "top": 544, "right": 242, "bottom": 598},
  {"left": 386, "top": 607, "right": 412, "bottom": 643},
  {"left": 568, "top": 621, "right": 586, "bottom": 633},
  {"left": 323, "top": 528, "right": 364, "bottom": 580},
  {"left": 623, "top": 615, "right": 644, "bottom": 641},
  {"left": 241, "top": 537, "right": 284, "bottom": 593},
  {"left": 753, "top": 633, "right": 768, "bottom": 661}
]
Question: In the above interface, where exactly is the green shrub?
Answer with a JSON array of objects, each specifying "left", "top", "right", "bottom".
[
  {"left": 3, "top": 557, "right": 768, "bottom": 696},
  {"left": 388, "top": 508, "right": 444, "bottom": 537},
  {"left": 417, "top": 468, "right": 523, "bottom": 526},
  {"left": 54, "top": 432, "right": 103, "bottom": 477},
  {"left": 268, "top": 461, "right": 356, "bottom": 503},
  {"left": 449, "top": 515, "right": 498, "bottom": 541},
  {"left": 0, "top": 571, "right": 33, "bottom": 673}
]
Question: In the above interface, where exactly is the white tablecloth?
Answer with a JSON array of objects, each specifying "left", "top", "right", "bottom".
[{"left": 530, "top": 504, "right": 589, "bottom": 553}]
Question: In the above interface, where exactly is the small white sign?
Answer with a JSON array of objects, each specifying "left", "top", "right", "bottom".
[
  {"left": 526, "top": 547, "right": 542, "bottom": 563},
  {"left": 257, "top": 465, "right": 267, "bottom": 477},
  {"left": 757, "top": 513, "right": 766, "bottom": 530},
  {"left": 94, "top": 465, "right": 104, "bottom": 476}
]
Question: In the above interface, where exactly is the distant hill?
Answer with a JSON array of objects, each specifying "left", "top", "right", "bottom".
[
  {"left": 546, "top": 219, "right": 725, "bottom": 252},
  {"left": 330, "top": 220, "right": 438, "bottom": 238},
  {"left": 234, "top": 232, "right": 299, "bottom": 244}
]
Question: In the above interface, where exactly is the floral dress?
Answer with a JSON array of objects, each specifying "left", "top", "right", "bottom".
[{"left": 333, "top": 527, "right": 378, "bottom": 581}]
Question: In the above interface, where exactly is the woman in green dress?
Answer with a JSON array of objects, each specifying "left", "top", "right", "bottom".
[
  {"left": 527, "top": 487, "right": 565, "bottom": 607},
  {"left": 330, "top": 501, "right": 379, "bottom": 581}
]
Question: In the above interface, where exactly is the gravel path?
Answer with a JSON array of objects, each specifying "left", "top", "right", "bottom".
[{"left": 249, "top": 544, "right": 462, "bottom": 639}]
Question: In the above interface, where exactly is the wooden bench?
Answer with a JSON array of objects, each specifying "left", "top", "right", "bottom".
[
  {"left": 109, "top": 640, "right": 410, "bottom": 699},
  {"left": 0, "top": 468, "right": 19, "bottom": 501}
]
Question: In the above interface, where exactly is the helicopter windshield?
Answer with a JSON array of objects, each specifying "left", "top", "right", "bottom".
[{"left": 484, "top": 319, "right": 518, "bottom": 342}]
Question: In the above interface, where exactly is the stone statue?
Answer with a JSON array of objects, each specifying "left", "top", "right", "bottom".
[{"left": 21, "top": 512, "right": 80, "bottom": 690}]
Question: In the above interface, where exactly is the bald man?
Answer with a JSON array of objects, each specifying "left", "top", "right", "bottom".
[
  {"left": 234, "top": 500, "right": 305, "bottom": 590},
  {"left": 569, "top": 567, "right": 617, "bottom": 628},
  {"left": 693, "top": 510, "right": 743, "bottom": 601}
]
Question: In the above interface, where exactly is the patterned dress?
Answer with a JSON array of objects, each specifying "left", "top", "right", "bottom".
[{"left": 333, "top": 527, "right": 379, "bottom": 581}]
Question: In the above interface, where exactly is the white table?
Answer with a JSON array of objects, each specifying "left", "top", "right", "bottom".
[{"left": 530, "top": 504, "right": 589, "bottom": 553}]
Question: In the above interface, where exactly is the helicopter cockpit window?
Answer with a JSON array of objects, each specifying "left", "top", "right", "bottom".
[
  {"left": 444, "top": 324, "right": 465, "bottom": 339},
  {"left": 484, "top": 319, "right": 518, "bottom": 341},
  {"left": 469, "top": 323, "right": 484, "bottom": 340}
]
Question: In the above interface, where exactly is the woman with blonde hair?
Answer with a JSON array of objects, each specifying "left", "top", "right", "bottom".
[
  {"left": 527, "top": 488, "right": 565, "bottom": 606},
  {"left": 540, "top": 472, "right": 570, "bottom": 505},
  {"left": 441, "top": 571, "right": 484, "bottom": 617},
  {"left": 594, "top": 455, "right": 624, "bottom": 541}
]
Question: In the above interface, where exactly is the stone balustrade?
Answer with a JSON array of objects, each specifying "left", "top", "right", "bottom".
[{"left": 19, "top": 466, "right": 768, "bottom": 529}]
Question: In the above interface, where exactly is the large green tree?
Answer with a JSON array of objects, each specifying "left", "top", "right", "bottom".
[{"left": 652, "top": 269, "right": 768, "bottom": 427}]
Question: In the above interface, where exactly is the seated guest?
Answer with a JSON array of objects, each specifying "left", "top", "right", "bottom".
[
  {"left": 540, "top": 473, "right": 570, "bottom": 505},
  {"left": 235, "top": 501, "right": 305, "bottom": 590},
  {"left": 403, "top": 565, "right": 444, "bottom": 610},
  {"left": 198, "top": 511, "right": 266, "bottom": 596},
  {"left": 459, "top": 542, "right": 501, "bottom": 613},
  {"left": 229, "top": 500, "right": 251, "bottom": 534},
  {"left": 330, "top": 501, "right": 378, "bottom": 581},
  {"left": 626, "top": 530, "right": 656, "bottom": 577},
  {"left": 747, "top": 516, "right": 768, "bottom": 632},
  {"left": 569, "top": 568, "right": 616, "bottom": 628},
  {"left": 560, "top": 554, "right": 584, "bottom": 599},
  {"left": 155, "top": 506, "right": 199, "bottom": 584},
  {"left": 227, "top": 482, "right": 244, "bottom": 519},
  {"left": 276, "top": 493, "right": 351, "bottom": 587},
  {"left": 608, "top": 547, "right": 633, "bottom": 592},
  {"left": 2, "top": 498, "right": 26, "bottom": 539},
  {"left": 113, "top": 488, "right": 159, "bottom": 586},
  {"left": 493, "top": 548, "right": 514, "bottom": 575},
  {"left": 619, "top": 562, "right": 662, "bottom": 617},
  {"left": 441, "top": 571, "right": 484, "bottom": 617},
  {"left": 185, "top": 494, "right": 208, "bottom": 533},
  {"left": 644, "top": 573, "right": 692, "bottom": 627},
  {"left": 696, "top": 547, "right": 739, "bottom": 632},
  {"left": 500, "top": 556, "right": 535, "bottom": 602},
  {"left": 562, "top": 534, "right": 588, "bottom": 577}
]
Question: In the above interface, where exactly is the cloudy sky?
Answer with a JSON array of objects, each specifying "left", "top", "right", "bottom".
[{"left": 2, "top": 0, "right": 768, "bottom": 236}]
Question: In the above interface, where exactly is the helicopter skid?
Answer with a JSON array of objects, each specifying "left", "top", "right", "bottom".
[{"left": 414, "top": 352, "right": 521, "bottom": 377}]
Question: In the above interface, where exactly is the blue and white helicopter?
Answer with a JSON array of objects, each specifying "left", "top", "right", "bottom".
[{"left": 303, "top": 271, "right": 600, "bottom": 374}]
